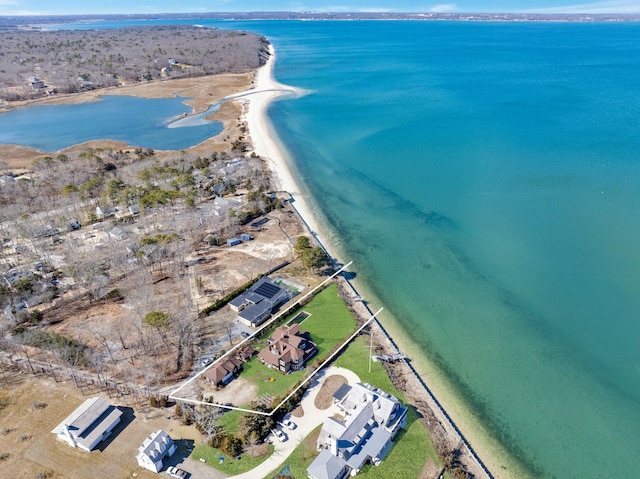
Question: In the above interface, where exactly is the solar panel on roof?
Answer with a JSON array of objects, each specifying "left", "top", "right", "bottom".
[{"left": 254, "top": 281, "right": 281, "bottom": 299}]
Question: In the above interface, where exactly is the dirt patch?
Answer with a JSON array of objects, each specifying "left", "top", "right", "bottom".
[
  {"left": 290, "top": 404, "right": 305, "bottom": 418},
  {"left": 419, "top": 459, "right": 444, "bottom": 479},
  {"left": 314, "top": 375, "right": 347, "bottom": 410},
  {"left": 202, "top": 377, "right": 258, "bottom": 407}
]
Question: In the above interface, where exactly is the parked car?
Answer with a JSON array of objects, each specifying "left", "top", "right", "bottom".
[
  {"left": 201, "top": 357, "right": 213, "bottom": 367},
  {"left": 240, "top": 331, "right": 250, "bottom": 338},
  {"left": 273, "top": 428, "right": 287, "bottom": 442},
  {"left": 167, "top": 466, "right": 187, "bottom": 478},
  {"left": 281, "top": 418, "right": 296, "bottom": 430}
]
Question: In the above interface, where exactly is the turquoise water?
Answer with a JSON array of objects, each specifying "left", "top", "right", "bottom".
[
  {"left": 6, "top": 19, "right": 640, "bottom": 478},
  {"left": 0, "top": 94, "right": 222, "bottom": 150},
  {"left": 243, "top": 21, "right": 640, "bottom": 478}
]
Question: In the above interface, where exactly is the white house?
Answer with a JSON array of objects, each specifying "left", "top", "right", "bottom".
[
  {"left": 51, "top": 397, "right": 122, "bottom": 452},
  {"left": 307, "top": 383, "right": 408, "bottom": 479},
  {"left": 136, "top": 429, "right": 177, "bottom": 473}
]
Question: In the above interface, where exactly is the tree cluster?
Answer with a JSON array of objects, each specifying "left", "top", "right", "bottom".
[{"left": 293, "top": 236, "right": 329, "bottom": 272}]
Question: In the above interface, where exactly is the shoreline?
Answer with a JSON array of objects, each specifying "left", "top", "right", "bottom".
[
  {"left": 234, "top": 46, "right": 338, "bottom": 262},
  {"left": 242, "top": 45, "right": 529, "bottom": 479}
]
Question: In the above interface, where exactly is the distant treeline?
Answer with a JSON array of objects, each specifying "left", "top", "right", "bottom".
[{"left": 0, "top": 25, "right": 269, "bottom": 102}]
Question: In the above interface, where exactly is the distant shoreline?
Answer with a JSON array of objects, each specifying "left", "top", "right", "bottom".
[{"left": 6, "top": 12, "right": 640, "bottom": 29}]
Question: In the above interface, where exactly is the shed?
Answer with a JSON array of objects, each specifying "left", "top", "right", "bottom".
[{"left": 227, "top": 237, "right": 241, "bottom": 247}]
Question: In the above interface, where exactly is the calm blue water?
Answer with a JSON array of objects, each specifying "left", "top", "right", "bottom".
[
  {"left": 7, "top": 19, "right": 640, "bottom": 479},
  {"left": 0, "top": 95, "right": 222, "bottom": 150}
]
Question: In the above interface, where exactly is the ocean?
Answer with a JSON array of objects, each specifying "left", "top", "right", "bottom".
[{"left": 10, "top": 19, "right": 640, "bottom": 478}]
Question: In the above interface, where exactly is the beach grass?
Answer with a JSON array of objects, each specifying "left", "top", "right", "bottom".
[{"left": 192, "top": 443, "right": 274, "bottom": 475}]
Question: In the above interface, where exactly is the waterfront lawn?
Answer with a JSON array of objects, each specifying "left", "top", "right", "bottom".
[
  {"left": 241, "top": 283, "right": 358, "bottom": 400},
  {"left": 292, "top": 283, "right": 359, "bottom": 359},
  {"left": 357, "top": 405, "right": 438, "bottom": 479},
  {"left": 334, "top": 335, "right": 406, "bottom": 401},
  {"left": 192, "top": 443, "right": 274, "bottom": 475}
]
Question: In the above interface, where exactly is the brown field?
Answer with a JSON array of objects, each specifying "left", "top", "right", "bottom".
[{"left": 0, "top": 372, "right": 223, "bottom": 479}]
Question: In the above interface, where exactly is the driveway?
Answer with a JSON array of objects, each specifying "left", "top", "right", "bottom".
[{"left": 227, "top": 366, "right": 361, "bottom": 479}]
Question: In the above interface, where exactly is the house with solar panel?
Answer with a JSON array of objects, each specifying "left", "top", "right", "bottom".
[
  {"left": 307, "top": 383, "right": 408, "bottom": 479},
  {"left": 229, "top": 277, "right": 290, "bottom": 327}
]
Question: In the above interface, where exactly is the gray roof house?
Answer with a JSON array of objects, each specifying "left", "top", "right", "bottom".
[
  {"left": 307, "top": 383, "right": 408, "bottom": 479},
  {"left": 51, "top": 397, "right": 122, "bottom": 452},
  {"left": 136, "top": 429, "right": 177, "bottom": 472},
  {"left": 229, "top": 277, "right": 290, "bottom": 327}
]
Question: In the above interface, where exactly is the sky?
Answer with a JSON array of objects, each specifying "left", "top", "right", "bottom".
[{"left": 2, "top": 0, "right": 640, "bottom": 16}]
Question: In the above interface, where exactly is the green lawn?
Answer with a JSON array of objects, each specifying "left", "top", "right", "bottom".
[
  {"left": 334, "top": 335, "right": 406, "bottom": 401},
  {"left": 261, "top": 407, "right": 438, "bottom": 479},
  {"left": 262, "top": 426, "right": 322, "bottom": 479},
  {"left": 192, "top": 443, "right": 274, "bottom": 475},
  {"left": 238, "top": 282, "right": 358, "bottom": 401}
]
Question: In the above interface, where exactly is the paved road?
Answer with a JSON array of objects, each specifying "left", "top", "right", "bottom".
[{"left": 227, "top": 366, "right": 361, "bottom": 479}]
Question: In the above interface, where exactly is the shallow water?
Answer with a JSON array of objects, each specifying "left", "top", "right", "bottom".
[{"left": 0, "top": 95, "right": 222, "bottom": 150}]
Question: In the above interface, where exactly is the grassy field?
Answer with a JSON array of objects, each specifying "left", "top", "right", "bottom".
[{"left": 192, "top": 443, "right": 274, "bottom": 475}]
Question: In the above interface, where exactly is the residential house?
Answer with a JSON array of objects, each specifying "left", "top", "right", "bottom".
[
  {"left": 109, "top": 226, "right": 128, "bottom": 241},
  {"left": 51, "top": 397, "right": 122, "bottom": 452},
  {"left": 229, "top": 277, "right": 290, "bottom": 328},
  {"left": 213, "top": 196, "right": 240, "bottom": 216},
  {"left": 307, "top": 383, "right": 408, "bottom": 479},
  {"left": 136, "top": 429, "right": 177, "bottom": 473},
  {"left": 258, "top": 323, "right": 317, "bottom": 374},
  {"left": 96, "top": 206, "right": 116, "bottom": 219},
  {"left": 202, "top": 357, "right": 243, "bottom": 387},
  {"left": 28, "top": 76, "right": 45, "bottom": 89}
]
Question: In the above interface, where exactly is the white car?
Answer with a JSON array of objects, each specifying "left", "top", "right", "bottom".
[
  {"left": 167, "top": 466, "right": 187, "bottom": 478},
  {"left": 273, "top": 428, "right": 287, "bottom": 442},
  {"left": 281, "top": 418, "right": 296, "bottom": 430}
]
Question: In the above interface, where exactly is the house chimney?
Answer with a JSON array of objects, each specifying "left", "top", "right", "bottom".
[{"left": 330, "top": 436, "right": 338, "bottom": 456}]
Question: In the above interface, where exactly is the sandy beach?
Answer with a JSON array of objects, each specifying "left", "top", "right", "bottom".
[{"left": 234, "top": 46, "right": 340, "bottom": 263}]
